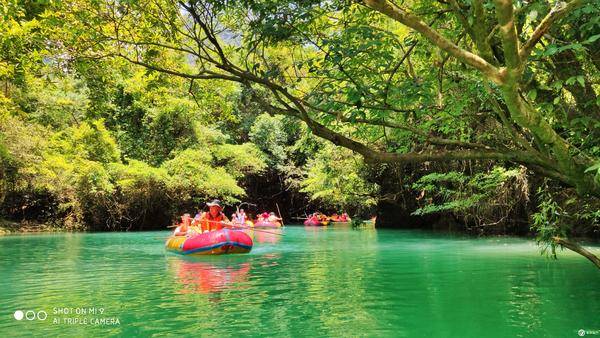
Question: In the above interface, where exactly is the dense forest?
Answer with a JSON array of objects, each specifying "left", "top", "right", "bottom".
[{"left": 0, "top": 0, "right": 599, "bottom": 266}]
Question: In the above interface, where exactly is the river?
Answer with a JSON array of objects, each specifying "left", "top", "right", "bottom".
[{"left": 0, "top": 226, "right": 598, "bottom": 337}]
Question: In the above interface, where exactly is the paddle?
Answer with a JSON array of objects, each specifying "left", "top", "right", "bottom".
[
  {"left": 276, "top": 203, "right": 284, "bottom": 227},
  {"left": 222, "top": 223, "right": 284, "bottom": 236}
]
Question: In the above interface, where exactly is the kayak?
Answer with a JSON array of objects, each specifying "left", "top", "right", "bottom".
[
  {"left": 254, "top": 220, "right": 281, "bottom": 228},
  {"left": 304, "top": 219, "right": 329, "bottom": 226},
  {"left": 165, "top": 229, "right": 253, "bottom": 255}
]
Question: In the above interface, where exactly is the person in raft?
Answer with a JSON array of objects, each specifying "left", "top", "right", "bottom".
[
  {"left": 174, "top": 213, "right": 192, "bottom": 236},
  {"left": 232, "top": 209, "right": 247, "bottom": 225},
  {"left": 267, "top": 212, "right": 281, "bottom": 223},
  {"left": 198, "top": 199, "right": 229, "bottom": 232},
  {"left": 257, "top": 212, "right": 269, "bottom": 222}
]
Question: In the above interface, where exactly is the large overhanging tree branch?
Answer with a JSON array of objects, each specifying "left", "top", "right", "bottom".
[
  {"left": 361, "top": 0, "right": 598, "bottom": 197},
  {"left": 254, "top": 90, "right": 551, "bottom": 168},
  {"left": 89, "top": 0, "right": 598, "bottom": 195},
  {"left": 362, "top": 0, "right": 503, "bottom": 83},
  {"left": 75, "top": 0, "right": 599, "bottom": 266}
]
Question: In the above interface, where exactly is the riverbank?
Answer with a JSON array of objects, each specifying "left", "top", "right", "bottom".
[
  {"left": 0, "top": 219, "right": 64, "bottom": 235},
  {"left": 1, "top": 217, "right": 597, "bottom": 245}
]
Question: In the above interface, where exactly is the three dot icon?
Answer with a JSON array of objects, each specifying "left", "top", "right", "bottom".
[
  {"left": 13, "top": 310, "right": 47, "bottom": 321},
  {"left": 13, "top": 310, "right": 24, "bottom": 320}
]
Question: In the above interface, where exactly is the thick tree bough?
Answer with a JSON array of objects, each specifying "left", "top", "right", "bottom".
[{"left": 553, "top": 237, "right": 600, "bottom": 269}]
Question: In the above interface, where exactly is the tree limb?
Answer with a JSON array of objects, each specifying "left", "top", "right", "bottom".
[
  {"left": 362, "top": 0, "right": 502, "bottom": 83},
  {"left": 553, "top": 236, "right": 600, "bottom": 269},
  {"left": 493, "top": 0, "right": 521, "bottom": 71},
  {"left": 520, "top": 0, "right": 586, "bottom": 61}
]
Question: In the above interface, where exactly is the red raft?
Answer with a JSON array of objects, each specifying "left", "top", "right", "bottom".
[
  {"left": 304, "top": 219, "right": 329, "bottom": 226},
  {"left": 253, "top": 220, "right": 281, "bottom": 228},
  {"left": 166, "top": 229, "right": 253, "bottom": 255}
]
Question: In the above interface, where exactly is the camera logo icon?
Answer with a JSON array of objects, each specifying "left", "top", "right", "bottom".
[{"left": 13, "top": 310, "right": 47, "bottom": 321}]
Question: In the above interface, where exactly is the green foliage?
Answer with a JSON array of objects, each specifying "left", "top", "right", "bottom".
[
  {"left": 585, "top": 162, "right": 600, "bottom": 185},
  {"left": 531, "top": 188, "right": 565, "bottom": 259},
  {"left": 0, "top": 112, "right": 48, "bottom": 189},
  {"left": 249, "top": 113, "right": 288, "bottom": 168},
  {"left": 0, "top": 136, "right": 13, "bottom": 204},
  {"left": 301, "top": 144, "right": 378, "bottom": 214},
  {"left": 212, "top": 143, "right": 266, "bottom": 178},
  {"left": 1, "top": 0, "right": 599, "bottom": 251},
  {"left": 20, "top": 75, "right": 90, "bottom": 128},
  {"left": 162, "top": 148, "right": 245, "bottom": 205},
  {"left": 48, "top": 120, "right": 121, "bottom": 163},
  {"left": 412, "top": 166, "right": 529, "bottom": 230}
]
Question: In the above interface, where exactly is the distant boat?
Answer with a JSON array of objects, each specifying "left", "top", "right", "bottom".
[{"left": 304, "top": 219, "right": 328, "bottom": 226}]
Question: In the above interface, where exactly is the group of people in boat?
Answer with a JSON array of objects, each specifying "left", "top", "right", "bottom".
[
  {"left": 173, "top": 199, "right": 283, "bottom": 236},
  {"left": 256, "top": 212, "right": 282, "bottom": 223},
  {"left": 173, "top": 198, "right": 358, "bottom": 236},
  {"left": 174, "top": 199, "right": 229, "bottom": 236},
  {"left": 306, "top": 212, "right": 351, "bottom": 224}
]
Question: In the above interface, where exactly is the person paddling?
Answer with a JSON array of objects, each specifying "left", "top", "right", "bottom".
[{"left": 199, "top": 199, "right": 229, "bottom": 232}]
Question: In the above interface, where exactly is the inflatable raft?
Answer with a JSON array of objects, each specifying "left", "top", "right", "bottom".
[
  {"left": 304, "top": 219, "right": 329, "bottom": 226},
  {"left": 165, "top": 229, "right": 253, "bottom": 255},
  {"left": 254, "top": 220, "right": 281, "bottom": 228},
  {"left": 330, "top": 221, "right": 351, "bottom": 226}
]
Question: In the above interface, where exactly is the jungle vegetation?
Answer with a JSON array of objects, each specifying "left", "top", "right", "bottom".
[{"left": 0, "top": 0, "right": 599, "bottom": 267}]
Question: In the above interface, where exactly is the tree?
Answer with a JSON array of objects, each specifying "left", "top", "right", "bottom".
[{"left": 50, "top": 0, "right": 600, "bottom": 266}]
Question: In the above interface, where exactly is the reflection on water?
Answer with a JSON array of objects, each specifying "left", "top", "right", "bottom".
[
  {"left": 0, "top": 227, "right": 598, "bottom": 337},
  {"left": 169, "top": 257, "right": 251, "bottom": 295},
  {"left": 243, "top": 228, "right": 283, "bottom": 244}
]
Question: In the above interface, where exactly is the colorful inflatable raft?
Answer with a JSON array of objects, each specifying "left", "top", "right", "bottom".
[
  {"left": 253, "top": 220, "right": 281, "bottom": 228},
  {"left": 330, "top": 221, "right": 351, "bottom": 226},
  {"left": 304, "top": 219, "right": 329, "bottom": 226},
  {"left": 165, "top": 229, "right": 253, "bottom": 255}
]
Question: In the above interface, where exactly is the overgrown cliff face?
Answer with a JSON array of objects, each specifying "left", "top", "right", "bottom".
[
  {"left": 370, "top": 164, "right": 445, "bottom": 229},
  {"left": 370, "top": 163, "right": 532, "bottom": 235}
]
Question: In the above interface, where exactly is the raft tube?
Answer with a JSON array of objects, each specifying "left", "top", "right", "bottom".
[
  {"left": 254, "top": 221, "right": 281, "bottom": 228},
  {"left": 304, "top": 219, "right": 328, "bottom": 226},
  {"left": 165, "top": 229, "right": 253, "bottom": 255},
  {"left": 330, "top": 221, "right": 351, "bottom": 226}
]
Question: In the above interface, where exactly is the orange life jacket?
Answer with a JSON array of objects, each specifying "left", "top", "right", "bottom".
[{"left": 201, "top": 212, "right": 226, "bottom": 232}]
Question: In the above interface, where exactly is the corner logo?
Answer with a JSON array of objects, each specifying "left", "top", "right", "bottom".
[{"left": 13, "top": 310, "right": 47, "bottom": 321}]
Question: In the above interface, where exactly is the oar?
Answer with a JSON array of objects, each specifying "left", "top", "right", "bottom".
[
  {"left": 222, "top": 223, "right": 284, "bottom": 236},
  {"left": 276, "top": 203, "right": 284, "bottom": 227}
]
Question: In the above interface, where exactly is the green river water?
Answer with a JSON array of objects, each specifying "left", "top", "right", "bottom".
[{"left": 0, "top": 226, "right": 598, "bottom": 337}]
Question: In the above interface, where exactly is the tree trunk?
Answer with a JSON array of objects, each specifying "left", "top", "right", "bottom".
[{"left": 554, "top": 236, "right": 600, "bottom": 269}]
